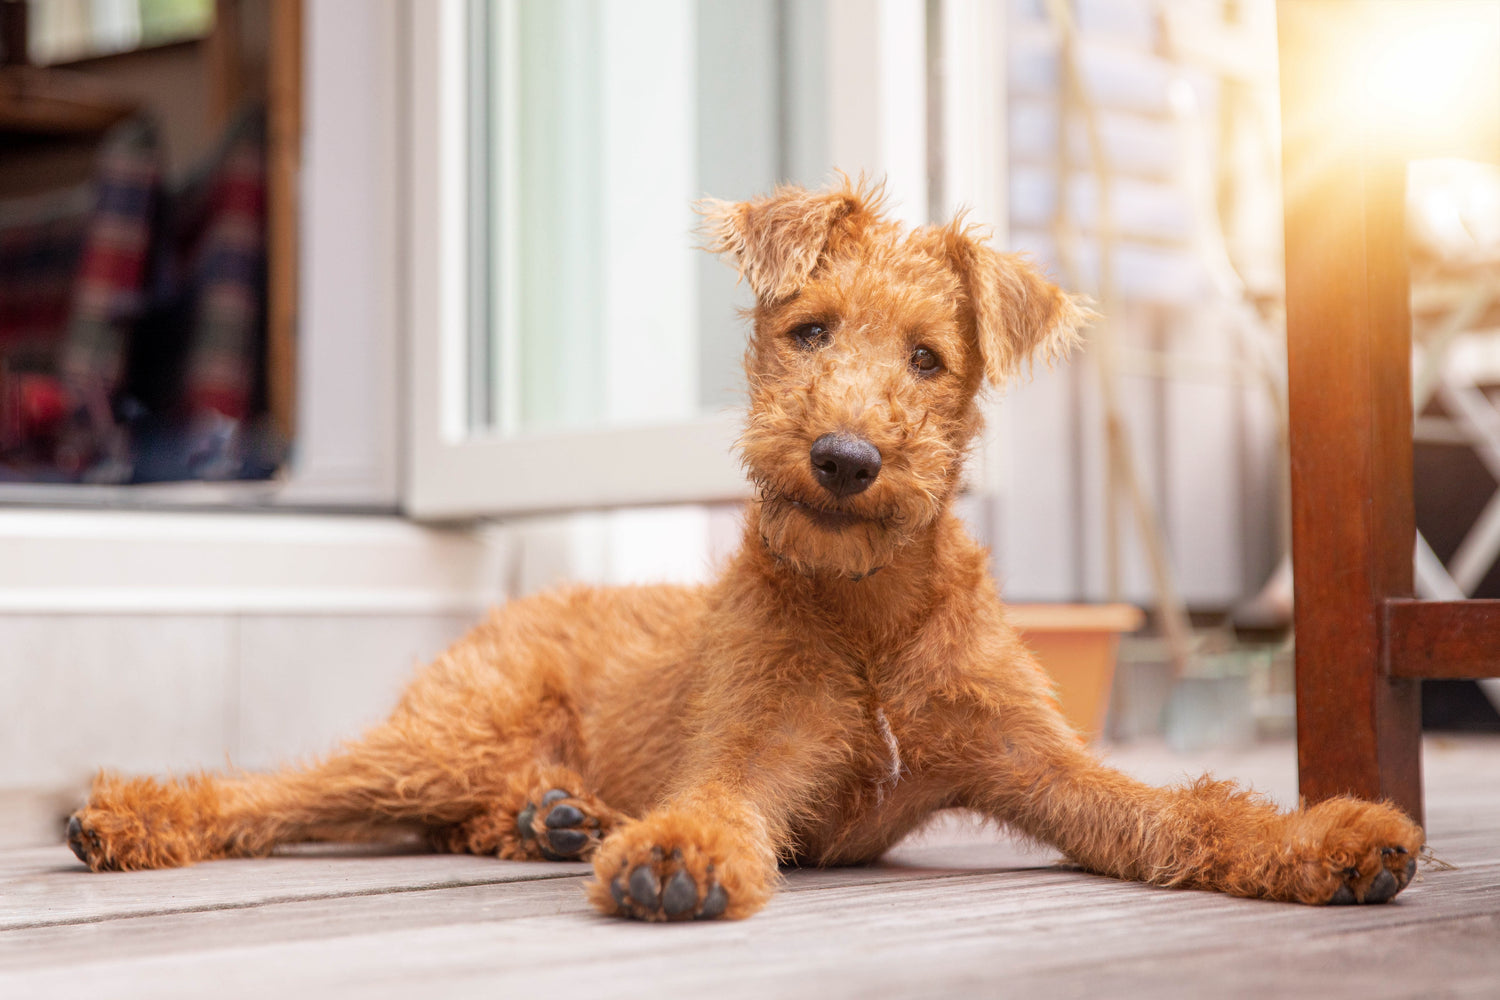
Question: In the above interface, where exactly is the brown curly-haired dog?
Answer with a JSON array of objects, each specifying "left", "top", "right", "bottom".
[{"left": 67, "top": 180, "right": 1422, "bottom": 919}]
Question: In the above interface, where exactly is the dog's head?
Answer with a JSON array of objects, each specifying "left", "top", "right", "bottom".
[{"left": 701, "top": 178, "right": 1088, "bottom": 579}]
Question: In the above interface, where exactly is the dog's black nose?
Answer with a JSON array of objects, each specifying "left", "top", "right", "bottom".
[{"left": 810, "top": 433, "right": 882, "bottom": 497}]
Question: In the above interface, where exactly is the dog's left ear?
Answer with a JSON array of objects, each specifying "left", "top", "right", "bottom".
[{"left": 932, "top": 223, "right": 1092, "bottom": 385}]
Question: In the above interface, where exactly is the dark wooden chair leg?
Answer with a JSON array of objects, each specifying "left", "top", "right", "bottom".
[{"left": 1278, "top": 0, "right": 1423, "bottom": 826}]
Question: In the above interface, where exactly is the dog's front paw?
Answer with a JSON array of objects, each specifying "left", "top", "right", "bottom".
[
  {"left": 1283, "top": 797, "right": 1423, "bottom": 905},
  {"left": 586, "top": 813, "right": 774, "bottom": 922}
]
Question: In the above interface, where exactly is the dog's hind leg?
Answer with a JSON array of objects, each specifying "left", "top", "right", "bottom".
[
  {"left": 67, "top": 617, "right": 616, "bottom": 872},
  {"left": 428, "top": 762, "right": 628, "bottom": 862},
  {"left": 67, "top": 712, "right": 531, "bottom": 871}
]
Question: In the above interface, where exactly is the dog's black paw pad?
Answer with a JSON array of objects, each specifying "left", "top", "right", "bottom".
[
  {"left": 540, "top": 788, "right": 570, "bottom": 807},
  {"left": 611, "top": 859, "right": 728, "bottom": 920},
  {"left": 546, "top": 804, "right": 584, "bottom": 828},
  {"left": 1365, "top": 868, "right": 1400, "bottom": 903},
  {"left": 628, "top": 865, "right": 661, "bottom": 908},
  {"left": 515, "top": 804, "right": 537, "bottom": 841},
  {"left": 698, "top": 882, "right": 729, "bottom": 919},
  {"left": 662, "top": 869, "right": 697, "bottom": 916},
  {"left": 66, "top": 815, "right": 90, "bottom": 864},
  {"left": 544, "top": 828, "right": 590, "bottom": 856},
  {"left": 1329, "top": 846, "right": 1416, "bottom": 905}
]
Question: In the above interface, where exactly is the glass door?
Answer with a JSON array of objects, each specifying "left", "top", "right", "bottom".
[{"left": 406, "top": 0, "right": 946, "bottom": 519}]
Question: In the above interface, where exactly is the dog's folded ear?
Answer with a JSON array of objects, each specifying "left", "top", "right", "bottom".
[
  {"left": 934, "top": 223, "right": 1093, "bottom": 386},
  {"left": 698, "top": 183, "right": 867, "bottom": 302}
]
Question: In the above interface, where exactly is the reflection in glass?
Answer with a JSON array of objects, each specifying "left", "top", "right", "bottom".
[
  {"left": 466, "top": 0, "right": 829, "bottom": 436},
  {"left": 28, "top": 0, "right": 214, "bottom": 65}
]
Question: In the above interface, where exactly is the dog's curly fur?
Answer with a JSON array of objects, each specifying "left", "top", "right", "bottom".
[{"left": 68, "top": 179, "right": 1422, "bottom": 920}]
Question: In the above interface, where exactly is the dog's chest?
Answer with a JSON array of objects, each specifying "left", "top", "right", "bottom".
[
  {"left": 841, "top": 699, "right": 921, "bottom": 800},
  {"left": 787, "top": 702, "right": 939, "bottom": 865},
  {"left": 835, "top": 660, "right": 926, "bottom": 801}
]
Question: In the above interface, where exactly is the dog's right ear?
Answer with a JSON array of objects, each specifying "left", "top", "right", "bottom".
[{"left": 698, "top": 185, "right": 864, "bottom": 302}]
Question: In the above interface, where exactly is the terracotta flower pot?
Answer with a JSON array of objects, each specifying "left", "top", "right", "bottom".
[{"left": 1009, "top": 604, "right": 1144, "bottom": 740}]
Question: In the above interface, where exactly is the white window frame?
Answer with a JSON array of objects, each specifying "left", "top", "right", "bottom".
[
  {"left": 936, "top": 0, "right": 1011, "bottom": 506},
  {"left": 403, "top": 0, "right": 978, "bottom": 521},
  {"left": 0, "top": 0, "right": 447, "bottom": 618}
]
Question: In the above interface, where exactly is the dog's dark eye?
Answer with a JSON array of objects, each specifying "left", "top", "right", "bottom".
[
  {"left": 910, "top": 346, "right": 942, "bottom": 375},
  {"left": 790, "top": 323, "right": 831, "bottom": 350}
]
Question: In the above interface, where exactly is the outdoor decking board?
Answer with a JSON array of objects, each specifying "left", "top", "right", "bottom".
[
  {"left": 0, "top": 848, "right": 593, "bottom": 931},
  {"left": 2, "top": 738, "right": 1496, "bottom": 999}
]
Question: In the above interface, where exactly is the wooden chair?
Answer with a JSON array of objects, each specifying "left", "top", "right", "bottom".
[{"left": 1279, "top": 0, "right": 1500, "bottom": 827}]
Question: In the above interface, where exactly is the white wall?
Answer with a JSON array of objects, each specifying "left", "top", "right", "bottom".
[
  {"left": 0, "top": 613, "right": 475, "bottom": 794},
  {"left": 0, "top": 1, "right": 478, "bottom": 812}
]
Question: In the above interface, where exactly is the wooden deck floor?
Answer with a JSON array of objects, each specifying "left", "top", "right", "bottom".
[{"left": 3, "top": 737, "right": 1497, "bottom": 999}]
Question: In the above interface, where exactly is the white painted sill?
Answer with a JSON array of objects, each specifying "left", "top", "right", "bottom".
[{"left": 0, "top": 509, "right": 508, "bottom": 616}]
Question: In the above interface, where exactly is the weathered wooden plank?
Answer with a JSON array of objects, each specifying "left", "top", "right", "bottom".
[
  {"left": 0, "top": 846, "right": 590, "bottom": 931},
  {"left": 1009, "top": 98, "right": 1184, "bottom": 180},
  {"left": 1009, "top": 167, "right": 1195, "bottom": 243},
  {"left": 1009, "top": 229, "right": 1208, "bottom": 306},
  {"left": 1028, "top": 911, "right": 1500, "bottom": 1000},
  {"left": 1008, "top": 28, "right": 1187, "bottom": 116}
]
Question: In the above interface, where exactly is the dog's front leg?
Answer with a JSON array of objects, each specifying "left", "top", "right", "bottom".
[
  {"left": 585, "top": 780, "right": 779, "bottom": 921},
  {"left": 960, "top": 702, "right": 1423, "bottom": 905},
  {"left": 586, "top": 693, "right": 848, "bottom": 922}
]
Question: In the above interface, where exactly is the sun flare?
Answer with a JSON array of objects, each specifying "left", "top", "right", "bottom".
[{"left": 1314, "top": 0, "right": 1500, "bottom": 157}]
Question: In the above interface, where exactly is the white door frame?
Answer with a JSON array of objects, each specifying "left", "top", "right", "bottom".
[{"left": 403, "top": 0, "right": 999, "bottom": 521}]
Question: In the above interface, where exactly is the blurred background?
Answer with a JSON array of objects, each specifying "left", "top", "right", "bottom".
[{"left": 1, "top": 0, "right": 1497, "bottom": 842}]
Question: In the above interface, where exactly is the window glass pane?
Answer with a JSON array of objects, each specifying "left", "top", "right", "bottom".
[{"left": 468, "top": 0, "right": 830, "bottom": 437}]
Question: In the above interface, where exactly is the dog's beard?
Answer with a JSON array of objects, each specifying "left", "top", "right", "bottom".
[
  {"left": 737, "top": 388, "right": 965, "bottom": 579},
  {"left": 750, "top": 476, "right": 931, "bottom": 580}
]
